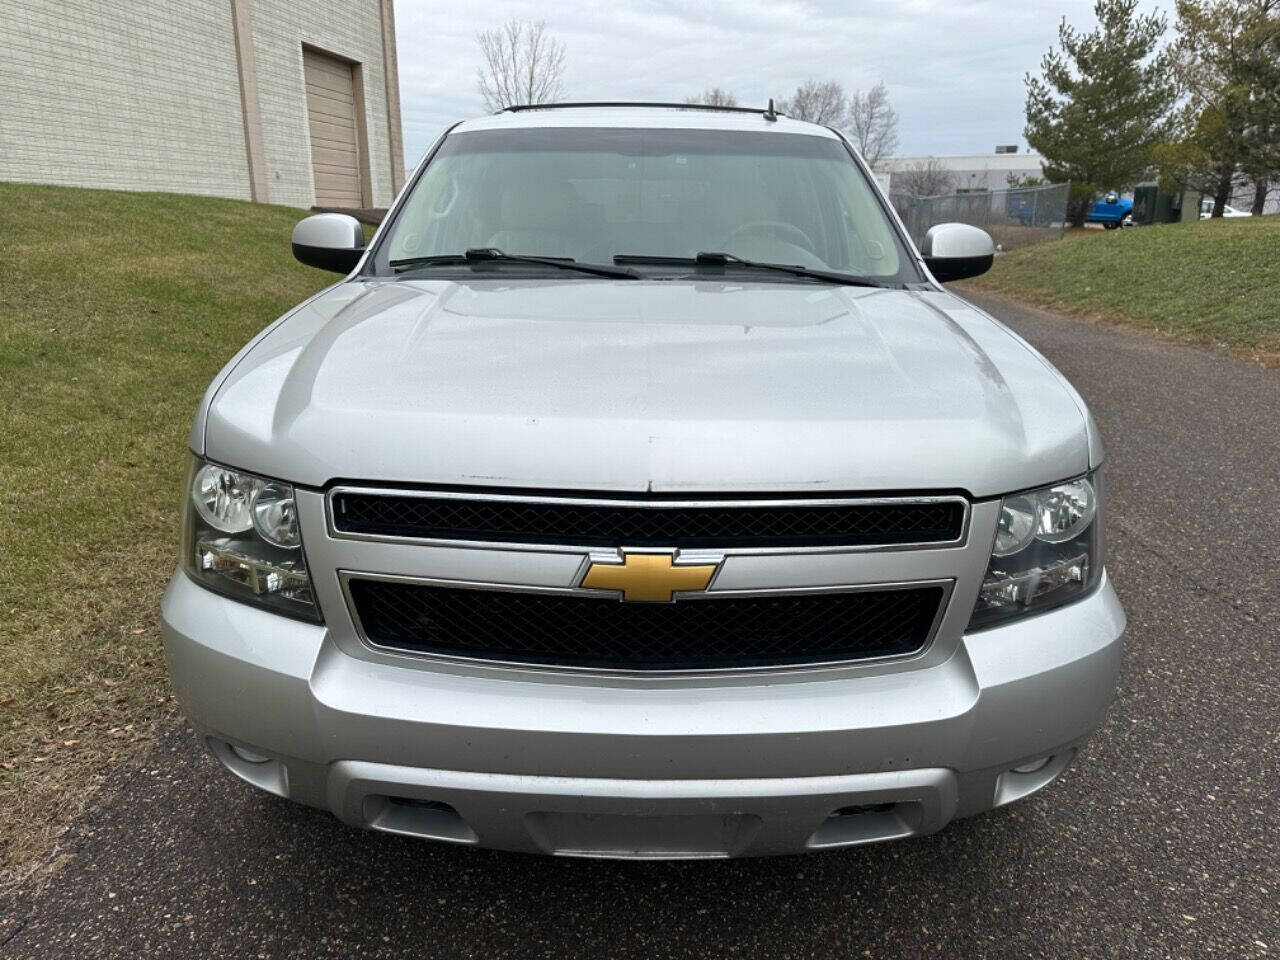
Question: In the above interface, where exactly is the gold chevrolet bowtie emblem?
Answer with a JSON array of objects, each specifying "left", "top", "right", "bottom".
[{"left": 581, "top": 552, "right": 719, "bottom": 603}]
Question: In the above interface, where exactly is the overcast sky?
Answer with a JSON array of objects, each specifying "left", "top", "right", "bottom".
[{"left": 394, "top": 0, "right": 1176, "bottom": 167}]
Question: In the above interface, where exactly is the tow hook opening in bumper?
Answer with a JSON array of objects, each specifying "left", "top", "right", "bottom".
[
  {"left": 808, "top": 801, "right": 924, "bottom": 848},
  {"left": 363, "top": 795, "right": 479, "bottom": 844},
  {"left": 324, "top": 761, "right": 959, "bottom": 858}
]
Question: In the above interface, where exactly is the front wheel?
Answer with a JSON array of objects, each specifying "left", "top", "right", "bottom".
[{"left": 1103, "top": 220, "right": 1120, "bottom": 230}]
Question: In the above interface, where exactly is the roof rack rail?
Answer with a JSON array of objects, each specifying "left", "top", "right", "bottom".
[{"left": 499, "top": 101, "right": 787, "bottom": 120}]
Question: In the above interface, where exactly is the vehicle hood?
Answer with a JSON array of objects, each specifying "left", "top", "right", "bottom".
[{"left": 200, "top": 279, "right": 1094, "bottom": 497}]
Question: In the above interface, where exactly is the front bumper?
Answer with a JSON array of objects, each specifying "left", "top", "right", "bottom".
[{"left": 162, "top": 568, "right": 1124, "bottom": 858}]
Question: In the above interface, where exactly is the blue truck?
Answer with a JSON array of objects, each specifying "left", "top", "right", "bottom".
[{"left": 1085, "top": 191, "right": 1134, "bottom": 229}]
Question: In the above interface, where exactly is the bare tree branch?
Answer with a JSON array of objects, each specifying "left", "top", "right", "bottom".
[
  {"left": 477, "top": 20, "right": 566, "bottom": 112},
  {"left": 684, "top": 88, "right": 739, "bottom": 107},
  {"left": 778, "top": 80, "right": 848, "bottom": 125},
  {"left": 847, "top": 82, "right": 900, "bottom": 168},
  {"left": 893, "top": 158, "right": 955, "bottom": 198}
]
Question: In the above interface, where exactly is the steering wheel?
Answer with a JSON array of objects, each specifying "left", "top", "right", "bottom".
[
  {"left": 720, "top": 220, "right": 817, "bottom": 255},
  {"left": 427, "top": 176, "right": 459, "bottom": 221}
]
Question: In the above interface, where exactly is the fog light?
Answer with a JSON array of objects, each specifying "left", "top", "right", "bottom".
[
  {"left": 1012, "top": 756, "right": 1051, "bottom": 774},
  {"left": 210, "top": 738, "right": 289, "bottom": 797},
  {"left": 230, "top": 744, "right": 272, "bottom": 764},
  {"left": 995, "top": 749, "right": 1076, "bottom": 806}
]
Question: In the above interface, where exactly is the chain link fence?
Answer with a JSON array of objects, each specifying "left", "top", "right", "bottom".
[{"left": 889, "top": 183, "right": 1070, "bottom": 251}]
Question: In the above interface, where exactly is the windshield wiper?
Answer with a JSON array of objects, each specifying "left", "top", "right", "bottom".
[
  {"left": 391, "top": 248, "right": 639, "bottom": 280},
  {"left": 614, "top": 253, "right": 889, "bottom": 288}
]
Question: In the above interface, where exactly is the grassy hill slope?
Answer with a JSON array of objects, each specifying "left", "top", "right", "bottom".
[
  {"left": 0, "top": 182, "right": 337, "bottom": 882},
  {"left": 960, "top": 216, "right": 1280, "bottom": 363}
]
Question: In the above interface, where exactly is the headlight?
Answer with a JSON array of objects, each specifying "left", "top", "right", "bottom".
[
  {"left": 181, "top": 457, "right": 320, "bottom": 622},
  {"left": 251, "top": 482, "right": 301, "bottom": 548},
  {"left": 968, "top": 472, "right": 1103, "bottom": 631},
  {"left": 192, "top": 463, "right": 258, "bottom": 533}
]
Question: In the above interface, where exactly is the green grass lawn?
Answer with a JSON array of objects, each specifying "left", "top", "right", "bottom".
[
  {"left": 0, "top": 182, "right": 338, "bottom": 882},
  {"left": 961, "top": 216, "right": 1280, "bottom": 363}
]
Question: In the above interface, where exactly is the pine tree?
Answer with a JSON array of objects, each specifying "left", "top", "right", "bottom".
[
  {"left": 1159, "top": 0, "right": 1280, "bottom": 217},
  {"left": 1025, "top": 0, "right": 1177, "bottom": 225},
  {"left": 1220, "top": 0, "right": 1279, "bottom": 214}
]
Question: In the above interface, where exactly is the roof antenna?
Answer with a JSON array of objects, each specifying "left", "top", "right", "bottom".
[{"left": 764, "top": 98, "right": 778, "bottom": 122}]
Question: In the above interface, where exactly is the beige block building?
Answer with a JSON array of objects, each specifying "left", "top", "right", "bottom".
[{"left": 0, "top": 0, "right": 405, "bottom": 208}]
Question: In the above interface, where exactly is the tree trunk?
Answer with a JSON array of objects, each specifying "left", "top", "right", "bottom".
[
  {"left": 1211, "top": 171, "right": 1233, "bottom": 218},
  {"left": 1252, "top": 177, "right": 1270, "bottom": 217}
]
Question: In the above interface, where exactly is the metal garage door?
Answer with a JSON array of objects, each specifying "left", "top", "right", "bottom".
[{"left": 303, "top": 48, "right": 363, "bottom": 208}]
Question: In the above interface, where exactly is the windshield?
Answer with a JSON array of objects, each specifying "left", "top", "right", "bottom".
[{"left": 374, "top": 127, "right": 919, "bottom": 283}]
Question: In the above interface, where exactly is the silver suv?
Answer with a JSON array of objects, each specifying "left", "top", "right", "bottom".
[{"left": 163, "top": 103, "right": 1124, "bottom": 859}]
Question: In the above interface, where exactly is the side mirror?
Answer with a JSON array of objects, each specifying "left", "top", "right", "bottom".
[
  {"left": 921, "top": 223, "right": 995, "bottom": 283},
  {"left": 291, "top": 213, "right": 365, "bottom": 273}
]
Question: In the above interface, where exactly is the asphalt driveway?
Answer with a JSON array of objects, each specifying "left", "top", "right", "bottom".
[{"left": 3, "top": 293, "right": 1277, "bottom": 959}]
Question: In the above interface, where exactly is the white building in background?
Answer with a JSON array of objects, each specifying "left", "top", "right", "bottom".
[
  {"left": 877, "top": 148, "right": 1046, "bottom": 194},
  {"left": 1, "top": 0, "right": 405, "bottom": 209},
  {"left": 877, "top": 149, "right": 1277, "bottom": 213}
]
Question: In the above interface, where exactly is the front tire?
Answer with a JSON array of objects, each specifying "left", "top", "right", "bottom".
[{"left": 1103, "top": 220, "right": 1120, "bottom": 230}]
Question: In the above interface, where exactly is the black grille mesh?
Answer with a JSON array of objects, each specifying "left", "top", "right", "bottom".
[
  {"left": 347, "top": 579, "right": 944, "bottom": 670},
  {"left": 332, "top": 493, "right": 964, "bottom": 548}
]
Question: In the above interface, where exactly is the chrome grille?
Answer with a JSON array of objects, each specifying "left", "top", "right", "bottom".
[
  {"left": 330, "top": 490, "right": 966, "bottom": 549},
  {"left": 346, "top": 578, "right": 946, "bottom": 671}
]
